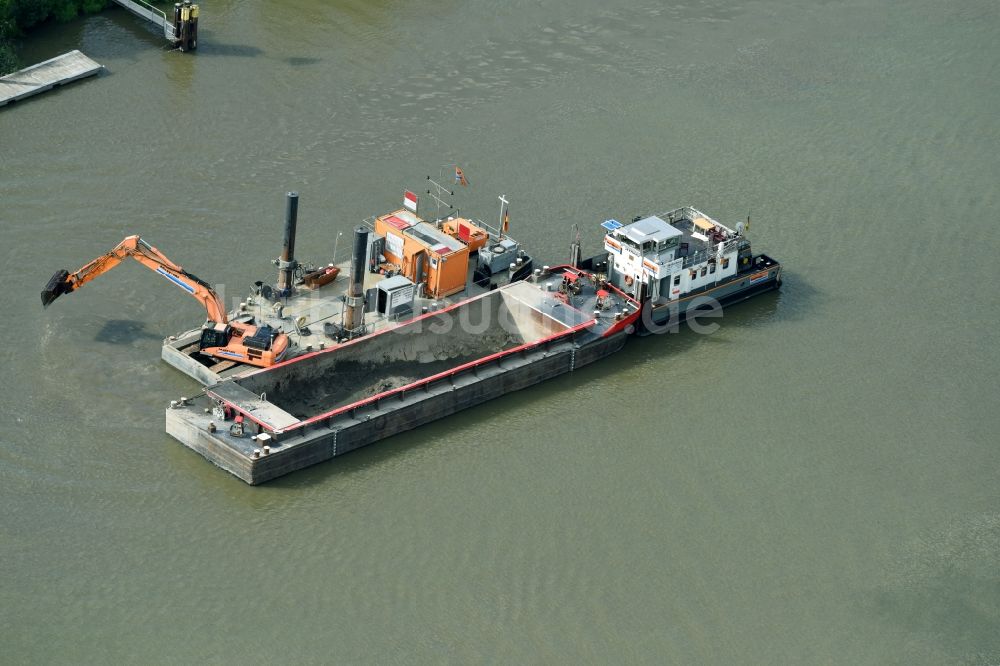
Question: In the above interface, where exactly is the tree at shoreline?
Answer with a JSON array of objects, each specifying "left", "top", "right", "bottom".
[{"left": 0, "top": 0, "right": 109, "bottom": 75}]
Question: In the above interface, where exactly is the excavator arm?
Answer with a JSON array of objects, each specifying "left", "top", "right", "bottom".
[
  {"left": 42, "top": 235, "right": 290, "bottom": 368},
  {"left": 41, "top": 235, "right": 228, "bottom": 324}
]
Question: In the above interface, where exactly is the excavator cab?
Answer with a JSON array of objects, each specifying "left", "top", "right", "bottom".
[
  {"left": 199, "top": 322, "right": 233, "bottom": 350},
  {"left": 200, "top": 322, "right": 280, "bottom": 353},
  {"left": 198, "top": 321, "right": 287, "bottom": 366}
]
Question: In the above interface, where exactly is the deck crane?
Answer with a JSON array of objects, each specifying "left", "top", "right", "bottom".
[{"left": 41, "top": 235, "right": 289, "bottom": 368}]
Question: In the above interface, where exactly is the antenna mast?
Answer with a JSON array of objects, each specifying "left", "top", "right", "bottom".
[{"left": 424, "top": 174, "right": 454, "bottom": 222}]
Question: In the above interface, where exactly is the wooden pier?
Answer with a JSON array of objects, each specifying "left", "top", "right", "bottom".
[{"left": 0, "top": 50, "right": 102, "bottom": 108}]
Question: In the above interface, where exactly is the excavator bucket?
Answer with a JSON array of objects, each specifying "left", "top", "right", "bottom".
[{"left": 41, "top": 269, "right": 71, "bottom": 307}]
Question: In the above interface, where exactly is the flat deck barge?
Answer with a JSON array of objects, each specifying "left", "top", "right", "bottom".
[{"left": 167, "top": 271, "right": 639, "bottom": 484}]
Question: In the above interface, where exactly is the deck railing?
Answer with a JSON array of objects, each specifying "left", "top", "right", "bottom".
[{"left": 110, "top": 0, "right": 174, "bottom": 39}]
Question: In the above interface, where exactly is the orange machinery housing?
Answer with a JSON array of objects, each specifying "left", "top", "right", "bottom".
[
  {"left": 441, "top": 217, "right": 490, "bottom": 253},
  {"left": 374, "top": 209, "right": 470, "bottom": 299}
]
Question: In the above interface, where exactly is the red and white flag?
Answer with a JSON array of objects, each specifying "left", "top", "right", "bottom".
[{"left": 403, "top": 190, "right": 418, "bottom": 213}]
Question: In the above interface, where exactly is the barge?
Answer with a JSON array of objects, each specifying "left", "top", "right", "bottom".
[{"left": 166, "top": 271, "right": 639, "bottom": 484}]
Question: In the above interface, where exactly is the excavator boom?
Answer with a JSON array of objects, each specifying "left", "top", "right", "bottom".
[
  {"left": 41, "top": 235, "right": 228, "bottom": 324},
  {"left": 42, "top": 235, "right": 290, "bottom": 368}
]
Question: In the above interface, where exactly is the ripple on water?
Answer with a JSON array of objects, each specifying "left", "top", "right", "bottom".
[{"left": 872, "top": 513, "right": 1000, "bottom": 663}]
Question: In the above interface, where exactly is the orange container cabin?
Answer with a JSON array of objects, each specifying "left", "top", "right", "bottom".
[{"left": 374, "top": 209, "right": 470, "bottom": 299}]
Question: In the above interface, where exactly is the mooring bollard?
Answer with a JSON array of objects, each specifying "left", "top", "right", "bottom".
[{"left": 172, "top": 2, "right": 200, "bottom": 52}]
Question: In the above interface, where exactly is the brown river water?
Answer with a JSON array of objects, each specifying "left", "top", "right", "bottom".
[{"left": 2, "top": 0, "right": 999, "bottom": 662}]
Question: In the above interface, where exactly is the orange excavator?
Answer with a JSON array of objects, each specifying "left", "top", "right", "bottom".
[{"left": 41, "top": 235, "right": 290, "bottom": 368}]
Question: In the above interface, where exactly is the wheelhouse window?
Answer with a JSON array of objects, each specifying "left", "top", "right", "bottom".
[{"left": 620, "top": 236, "right": 641, "bottom": 251}]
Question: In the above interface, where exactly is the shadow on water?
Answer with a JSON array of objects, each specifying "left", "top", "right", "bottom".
[
  {"left": 766, "top": 269, "right": 821, "bottom": 319},
  {"left": 193, "top": 36, "right": 321, "bottom": 65},
  {"left": 164, "top": 40, "right": 324, "bottom": 66},
  {"left": 94, "top": 319, "right": 163, "bottom": 344},
  {"left": 267, "top": 280, "right": 809, "bottom": 489},
  {"left": 92, "top": 19, "right": 268, "bottom": 60},
  {"left": 284, "top": 56, "right": 322, "bottom": 67},
  {"left": 195, "top": 38, "right": 264, "bottom": 59}
]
